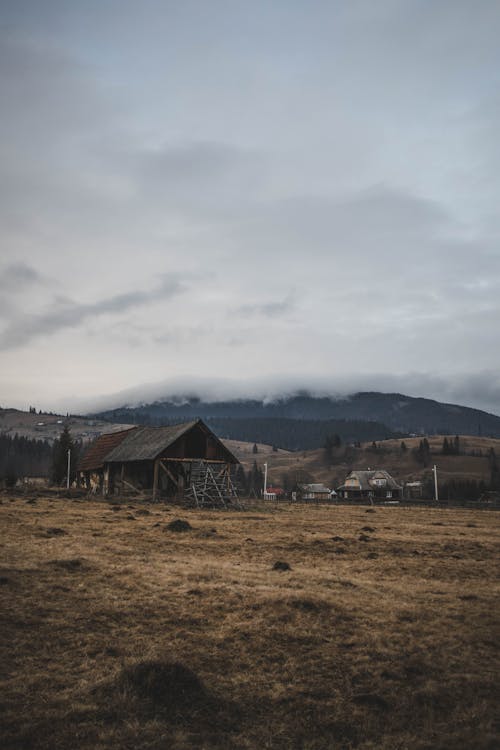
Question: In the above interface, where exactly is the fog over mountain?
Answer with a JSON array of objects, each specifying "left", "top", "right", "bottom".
[{"left": 68, "top": 372, "right": 500, "bottom": 418}]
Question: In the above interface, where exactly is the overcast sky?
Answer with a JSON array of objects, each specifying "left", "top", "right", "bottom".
[{"left": 1, "top": 1, "right": 500, "bottom": 414}]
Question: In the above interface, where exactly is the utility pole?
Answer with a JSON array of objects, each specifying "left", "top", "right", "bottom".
[
  {"left": 263, "top": 462, "right": 268, "bottom": 498},
  {"left": 66, "top": 449, "right": 71, "bottom": 490},
  {"left": 433, "top": 464, "right": 439, "bottom": 503}
]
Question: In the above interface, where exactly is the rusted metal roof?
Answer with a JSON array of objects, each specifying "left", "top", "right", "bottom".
[{"left": 78, "top": 427, "right": 137, "bottom": 471}]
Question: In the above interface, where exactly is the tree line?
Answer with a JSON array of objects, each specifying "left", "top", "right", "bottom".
[{"left": 0, "top": 427, "right": 82, "bottom": 486}]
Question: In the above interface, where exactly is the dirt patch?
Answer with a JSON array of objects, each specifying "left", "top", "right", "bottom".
[
  {"left": 44, "top": 527, "right": 67, "bottom": 537},
  {"left": 352, "top": 692, "right": 389, "bottom": 711},
  {"left": 166, "top": 519, "right": 193, "bottom": 533},
  {"left": 116, "top": 660, "right": 208, "bottom": 714},
  {"left": 48, "top": 558, "right": 87, "bottom": 571},
  {"left": 288, "top": 598, "right": 331, "bottom": 614},
  {"left": 273, "top": 561, "right": 291, "bottom": 571}
]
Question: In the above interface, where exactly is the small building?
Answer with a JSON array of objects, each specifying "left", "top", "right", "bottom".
[
  {"left": 295, "top": 483, "right": 332, "bottom": 502},
  {"left": 263, "top": 485, "right": 286, "bottom": 501},
  {"left": 77, "top": 419, "right": 239, "bottom": 506},
  {"left": 337, "top": 470, "right": 402, "bottom": 501},
  {"left": 404, "top": 480, "right": 423, "bottom": 499}
]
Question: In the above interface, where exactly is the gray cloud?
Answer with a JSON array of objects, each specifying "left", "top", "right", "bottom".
[
  {"left": 236, "top": 295, "right": 295, "bottom": 319},
  {"left": 0, "top": 2, "right": 499, "bottom": 414},
  {"left": 0, "top": 274, "right": 184, "bottom": 351},
  {"left": 0, "top": 262, "right": 46, "bottom": 291}
]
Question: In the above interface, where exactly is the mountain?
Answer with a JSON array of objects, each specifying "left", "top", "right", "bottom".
[{"left": 92, "top": 391, "right": 500, "bottom": 449}]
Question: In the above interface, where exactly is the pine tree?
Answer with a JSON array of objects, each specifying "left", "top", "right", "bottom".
[
  {"left": 323, "top": 435, "right": 334, "bottom": 463},
  {"left": 51, "top": 426, "right": 75, "bottom": 485}
]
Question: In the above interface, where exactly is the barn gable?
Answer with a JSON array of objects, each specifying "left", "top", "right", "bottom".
[{"left": 78, "top": 419, "right": 239, "bottom": 506}]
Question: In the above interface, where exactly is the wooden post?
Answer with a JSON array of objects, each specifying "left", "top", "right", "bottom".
[{"left": 153, "top": 459, "right": 159, "bottom": 502}]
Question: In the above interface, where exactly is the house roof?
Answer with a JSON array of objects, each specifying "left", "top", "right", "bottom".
[
  {"left": 78, "top": 427, "right": 137, "bottom": 471},
  {"left": 299, "top": 483, "right": 332, "bottom": 493},
  {"left": 338, "top": 469, "right": 402, "bottom": 491}
]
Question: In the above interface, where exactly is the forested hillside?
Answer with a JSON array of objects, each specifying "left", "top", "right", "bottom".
[{"left": 93, "top": 391, "right": 500, "bottom": 448}]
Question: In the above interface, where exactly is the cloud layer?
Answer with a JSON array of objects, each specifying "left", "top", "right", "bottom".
[{"left": 0, "top": 1, "right": 499, "bottom": 414}]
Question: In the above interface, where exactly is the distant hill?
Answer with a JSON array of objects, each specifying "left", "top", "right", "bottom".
[{"left": 92, "top": 391, "right": 500, "bottom": 449}]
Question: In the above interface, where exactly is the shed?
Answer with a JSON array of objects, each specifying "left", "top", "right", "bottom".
[
  {"left": 296, "top": 483, "right": 332, "bottom": 502},
  {"left": 78, "top": 419, "right": 239, "bottom": 506}
]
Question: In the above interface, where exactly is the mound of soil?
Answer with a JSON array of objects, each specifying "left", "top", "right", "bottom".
[
  {"left": 45, "top": 527, "right": 67, "bottom": 537},
  {"left": 288, "top": 598, "right": 330, "bottom": 614},
  {"left": 118, "top": 660, "right": 207, "bottom": 711},
  {"left": 273, "top": 561, "right": 291, "bottom": 571},
  {"left": 166, "top": 519, "right": 192, "bottom": 532},
  {"left": 49, "top": 558, "right": 85, "bottom": 571}
]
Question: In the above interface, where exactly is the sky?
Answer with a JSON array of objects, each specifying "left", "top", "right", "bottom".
[{"left": 1, "top": 0, "right": 500, "bottom": 415}]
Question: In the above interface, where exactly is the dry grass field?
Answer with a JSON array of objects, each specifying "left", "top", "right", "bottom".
[{"left": 1, "top": 494, "right": 499, "bottom": 750}]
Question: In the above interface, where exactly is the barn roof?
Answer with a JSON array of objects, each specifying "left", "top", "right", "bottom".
[
  {"left": 103, "top": 421, "right": 200, "bottom": 462},
  {"left": 103, "top": 419, "right": 238, "bottom": 464},
  {"left": 78, "top": 427, "right": 137, "bottom": 471}
]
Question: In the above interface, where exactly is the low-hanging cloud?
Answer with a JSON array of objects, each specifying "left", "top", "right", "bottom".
[
  {"left": 0, "top": 274, "right": 184, "bottom": 351},
  {"left": 0, "top": 262, "right": 46, "bottom": 292}
]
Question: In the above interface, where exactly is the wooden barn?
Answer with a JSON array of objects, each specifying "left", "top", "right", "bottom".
[{"left": 77, "top": 419, "right": 239, "bottom": 506}]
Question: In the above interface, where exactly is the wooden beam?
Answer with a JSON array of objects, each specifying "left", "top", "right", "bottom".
[
  {"left": 159, "top": 457, "right": 229, "bottom": 464},
  {"left": 159, "top": 460, "right": 179, "bottom": 487},
  {"left": 119, "top": 477, "right": 142, "bottom": 493},
  {"left": 153, "top": 459, "right": 159, "bottom": 502}
]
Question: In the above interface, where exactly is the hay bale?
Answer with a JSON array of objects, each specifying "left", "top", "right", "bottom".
[
  {"left": 166, "top": 519, "right": 192, "bottom": 533},
  {"left": 359, "top": 534, "right": 371, "bottom": 542}
]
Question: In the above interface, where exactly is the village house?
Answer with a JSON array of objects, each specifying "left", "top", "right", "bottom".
[
  {"left": 337, "top": 469, "right": 402, "bottom": 501},
  {"left": 77, "top": 419, "right": 239, "bottom": 507},
  {"left": 294, "top": 483, "right": 333, "bottom": 502}
]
